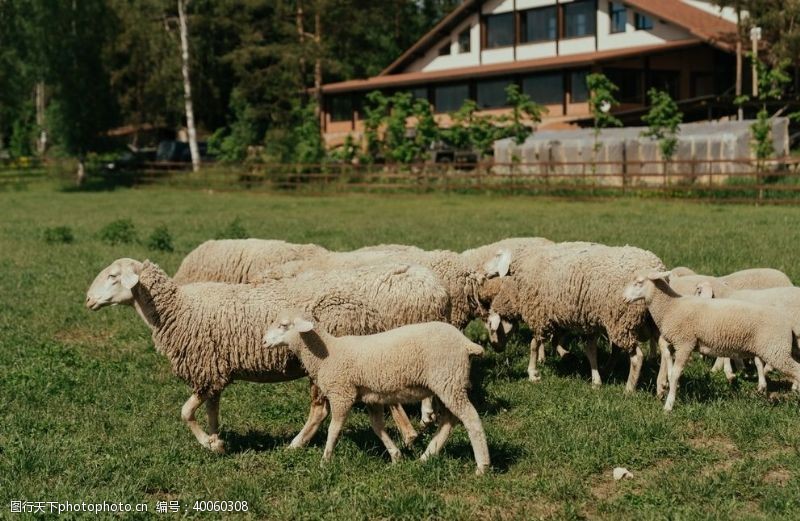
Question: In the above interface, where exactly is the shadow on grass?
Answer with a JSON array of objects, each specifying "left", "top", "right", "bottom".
[{"left": 222, "top": 429, "right": 297, "bottom": 453}]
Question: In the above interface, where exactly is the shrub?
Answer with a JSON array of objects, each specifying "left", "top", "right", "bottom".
[
  {"left": 43, "top": 226, "right": 74, "bottom": 244},
  {"left": 215, "top": 217, "right": 248, "bottom": 239},
  {"left": 147, "top": 225, "right": 174, "bottom": 252},
  {"left": 99, "top": 219, "right": 137, "bottom": 245}
]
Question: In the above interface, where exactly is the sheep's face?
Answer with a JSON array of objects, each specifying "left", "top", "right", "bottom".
[
  {"left": 85, "top": 258, "right": 142, "bottom": 310},
  {"left": 263, "top": 310, "right": 315, "bottom": 350},
  {"left": 695, "top": 281, "right": 714, "bottom": 298},
  {"left": 623, "top": 271, "right": 672, "bottom": 303},
  {"left": 485, "top": 310, "right": 513, "bottom": 351}
]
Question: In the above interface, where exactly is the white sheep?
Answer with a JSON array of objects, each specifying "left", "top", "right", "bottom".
[
  {"left": 263, "top": 309, "right": 491, "bottom": 475},
  {"left": 624, "top": 271, "right": 800, "bottom": 411},
  {"left": 482, "top": 242, "right": 666, "bottom": 394},
  {"left": 173, "top": 239, "right": 328, "bottom": 284},
  {"left": 86, "top": 259, "right": 449, "bottom": 452},
  {"left": 670, "top": 266, "right": 792, "bottom": 290}
]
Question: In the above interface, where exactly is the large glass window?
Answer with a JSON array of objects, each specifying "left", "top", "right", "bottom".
[
  {"left": 606, "top": 68, "right": 643, "bottom": 103},
  {"left": 522, "top": 72, "right": 564, "bottom": 105},
  {"left": 570, "top": 70, "right": 589, "bottom": 103},
  {"left": 635, "top": 12, "right": 653, "bottom": 30},
  {"left": 435, "top": 83, "right": 470, "bottom": 113},
  {"left": 521, "top": 6, "right": 557, "bottom": 43},
  {"left": 476, "top": 78, "right": 511, "bottom": 109},
  {"left": 458, "top": 29, "right": 471, "bottom": 53},
  {"left": 485, "top": 13, "right": 515, "bottom": 48},
  {"left": 564, "top": 0, "right": 596, "bottom": 38},
  {"left": 610, "top": 2, "right": 627, "bottom": 33},
  {"left": 330, "top": 95, "right": 352, "bottom": 122}
]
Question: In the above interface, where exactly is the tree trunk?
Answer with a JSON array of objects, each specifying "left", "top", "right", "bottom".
[
  {"left": 177, "top": 0, "right": 200, "bottom": 172},
  {"left": 735, "top": 7, "right": 743, "bottom": 120},
  {"left": 297, "top": 0, "right": 306, "bottom": 81},
  {"left": 76, "top": 156, "right": 86, "bottom": 186},
  {"left": 35, "top": 81, "right": 47, "bottom": 155}
]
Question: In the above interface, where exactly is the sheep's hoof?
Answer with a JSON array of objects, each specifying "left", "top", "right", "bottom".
[
  {"left": 207, "top": 435, "right": 226, "bottom": 454},
  {"left": 420, "top": 413, "right": 437, "bottom": 429},
  {"left": 475, "top": 465, "right": 489, "bottom": 476},
  {"left": 591, "top": 380, "right": 602, "bottom": 388},
  {"left": 757, "top": 384, "right": 767, "bottom": 394},
  {"left": 528, "top": 373, "right": 541, "bottom": 383},
  {"left": 402, "top": 432, "right": 419, "bottom": 447},
  {"left": 389, "top": 450, "right": 403, "bottom": 464},
  {"left": 656, "top": 389, "right": 665, "bottom": 400}
]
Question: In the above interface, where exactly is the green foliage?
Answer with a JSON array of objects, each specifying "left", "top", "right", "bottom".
[
  {"left": 586, "top": 73, "right": 622, "bottom": 131},
  {"left": 751, "top": 108, "right": 773, "bottom": 162},
  {"left": 43, "top": 226, "right": 74, "bottom": 244},
  {"left": 146, "top": 224, "right": 174, "bottom": 252},
  {"left": 641, "top": 88, "right": 683, "bottom": 162},
  {"left": 500, "top": 84, "right": 545, "bottom": 146},
  {"left": 99, "top": 218, "right": 137, "bottom": 245},
  {"left": 755, "top": 57, "right": 791, "bottom": 102},
  {"left": 215, "top": 216, "right": 248, "bottom": 239}
]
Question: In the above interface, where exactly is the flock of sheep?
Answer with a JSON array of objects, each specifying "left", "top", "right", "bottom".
[{"left": 85, "top": 237, "right": 800, "bottom": 475}]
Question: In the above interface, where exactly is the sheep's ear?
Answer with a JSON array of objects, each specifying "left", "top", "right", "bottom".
[
  {"left": 294, "top": 317, "right": 315, "bottom": 333},
  {"left": 484, "top": 249, "right": 511, "bottom": 278},
  {"left": 696, "top": 282, "right": 714, "bottom": 298},
  {"left": 646, "top": 270, "right": 672, "bottom": 282},
  {"left": 487, "top": 312, "right": 501, "bottom": 332},
  {"left": 121, "top": 271, "right": 139, "bottom": 289}
]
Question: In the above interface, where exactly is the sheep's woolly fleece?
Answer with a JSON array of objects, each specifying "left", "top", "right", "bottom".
[
  {"left": 460, "top": 237, "right": 555, "bottom": 276},
  {"left": 670, "top": 267, "right": 792, "bottom": 290},
  {"left": 483, "top": 242, "right": 665, "bottom": 351}
]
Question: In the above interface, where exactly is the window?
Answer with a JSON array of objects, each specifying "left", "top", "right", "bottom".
[
  {"left": 485, "top": 13, "right": 514, "bottom": 48},
  {"left": 635, "top": 12, "right": 653, "bottom": 30},
  {"left": 610, "top": 2, "right": 627, "bottom": 33},
  {"left": 564, "top": 0, "right": 596, "bottom": 38},
  {"left": 458, "top": 29, "right": 471, "bottom": 53},
  {"left": 330, "top": 95, "right": 352, "bottom": 122},
  {"left": 477, "top": 78, "right": 511, "bottom": 109},
  {"left": 522, "top": 72, "right": 564, "bottom": 105},
  {"left": 692, "top": 73, "right": 715, "bottom": 97},
  {"left": 570, "top": 70, "right": 589, "bottom": 103},
  {"left": 409, "top": 86, "right": 429, "bottom": 102},
  {"left": 606, "top": 68, "right": 644, "bottom": 103},
  {"left": 439, "top": 43, "right": 451, "bottom": 56},
  {"left": 648, "top": 70, "right": 681, "bottom": 100},
  {"left": 435, "top": 83, "right": 470, "bottom": 113},
  {"left": 521, "top": 6, "right": 557, "bottom": 43}
]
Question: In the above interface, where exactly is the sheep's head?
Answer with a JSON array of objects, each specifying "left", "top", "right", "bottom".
[
  {"left": 485, "top": 310, "right": 513, "bottom": 351},
  {"left": 263, "top": 309, "right": 315, "bottom": 350},
  {"left": 623, "top": 271, "right": 671, "bottom": 303},
  {"left": 85, "top": 258, "right": 143, "bottom": 310},
  {"left": 695, "top": 281, "right": 715, "bottom": 298},
  {"left": 670, "top": 266, "right": 696, "bottom": 277},
  {"left": 483, "top": 249, "right": 512, "bottom": 278}
]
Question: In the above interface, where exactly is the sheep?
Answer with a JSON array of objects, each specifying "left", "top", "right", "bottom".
[
  {"left": 460, "top": 237, "right": 555, "bottom": 279},
  {"left": 263, "top": 309, "right": 491, "bottom": 475},
  {"left": 482, "top": 242, "right": 667, "bottom": 394},
  {"left": 173, "top": 239, "right": 328, "bottom": 284},
  {"left": 670, "top": 267, "right": 792, "bottom": 290},
  {"left": 623, "top": 271, "right": 800, "bottom": 411},
  {"left": 85, "top": 258, "right": 450, "bottom": 452}
]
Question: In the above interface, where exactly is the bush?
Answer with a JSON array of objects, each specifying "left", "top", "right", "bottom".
[
  {"left": 146, "top": 224, "right": 174, "bottom": 252},
  {"left": 215, "top": 217, "right": 248, "bottom": 239},
  {"left": 99, "top": 219, "right": 137, "bottom": 245},
  {"left": 43, "top": 226, "right": 74, "bottom": 244}
]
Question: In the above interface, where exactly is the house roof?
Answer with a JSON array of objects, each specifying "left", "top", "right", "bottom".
[
  {"left": 379, "top": 0, "right": 738, "bottom": 76},
  {"left": 321, "top": 39, "right": 703, "bottom": 94}
]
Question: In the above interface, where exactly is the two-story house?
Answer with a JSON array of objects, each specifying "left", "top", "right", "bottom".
[{"left": 319, "top": 0, "right": 739, "bottom": 147}]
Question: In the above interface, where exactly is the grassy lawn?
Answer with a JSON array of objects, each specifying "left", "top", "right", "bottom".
[{"left": 1, "top": 184, "right": 799, "bottom": 519}]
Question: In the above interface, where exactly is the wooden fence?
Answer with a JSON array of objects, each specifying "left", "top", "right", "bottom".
[{"left": 125, "top": 157, "right": 800, "bottom": 204}]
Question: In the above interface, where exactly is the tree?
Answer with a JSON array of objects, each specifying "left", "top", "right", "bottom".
[
  {"left": 177, "top": 0, "right": 200, "bottom": 171},
  {"left": 502, "top": 84, "right": 545, "bottom": 146},
  {"left": 586, "top": 73, "right": 622, "bottom": 167},
  {"left": 641, "top": 88, "right": 683, "bottom": 170}
]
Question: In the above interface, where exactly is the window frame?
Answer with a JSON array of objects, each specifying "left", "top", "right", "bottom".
[
  {"left": 329, "top": 94, "right": 354, "bottom": 123},
  {"left": 609, "top": 2, "right": 627, "bottom": 34},
  {"left": 634, "top": 12, "right": 654, "bottom": 31},
  {"left": 434, "top": 82, "right": 471, "bottom": 114},
  {"left": 562, "top": 0, "right": 597, "bottom": 40},
  {"left": 520, "top": 5, "right": 558, "bottom": 44},
  {"left": 476, "top": 77, "right": 513, "bottom": 109},
  {"left": 458, "top": 28, "right": 471, "bottom": 53},
  {"left": 522, "top": 72, "right": 565, "bottom": 106},
  {"left": 438, "top": 42, "right": 452, "bottom": 56},
  {"left": 483, "top": 12, "right": 516, "bottom": 49},
  {"left": 569, "top": 69, "right": 590, "bottom": 104}
]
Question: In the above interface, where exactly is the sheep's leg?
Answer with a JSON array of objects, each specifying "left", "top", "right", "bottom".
[
  {"left": 389, "top": 404, "right": 418, "bottom": 446},
  {"left": 759, "top": 354, "right": 800, "bottom": 393},
  {"left": 420, "top": 409, "right": 455, "bottom": 462},
  {"left": 710, "top": 357, "right": 724, "bottom": 373},
  {"left": 537, "top": 342, "right": 546, "bottom": 363},
  {"left": 625, "top": 344, "right": 644, "bottom": 393},
  {"left": 733, "top": 357, "right": 746, "bottom": 372},
  {"left": 366, "top": 404, "right": 402, "bottom": 463},
  {"left": 205, "top": 392, "right": 225, "bottom": 453},
  {"left": 723, "top": 358, "right": 736, "bottom": 383},
  {"left": 528, "top": 339, "right": 541, "bottom": 382},
  {"left": 438, "top": 391, "right": 490, "bottom": 476},
  {"left": 664, "top": 346, "right": 693, "bottom": 412},
  {"left": 321, "top": 399, "right": 352, "bottom": 464},
  {"left": 754, "top": 357, "right": 768, "bottom": 393},
  {"left": 420, "top": 398, "right": 436, "bottom": 429},
  {"left": 290, "top": 383, "right": 329, "bottom": 449},
  {"left": 655, "top": 337, "right": 672, "bottom": 400},
  {"left": 556, "top": 333, "right": 569, "bottom": 358},
  {"left": 584, "top": 337, "right": 602, "bottom": 387},
  {"left": 181, "top": 393, "right": 219, "bottom": 452}
]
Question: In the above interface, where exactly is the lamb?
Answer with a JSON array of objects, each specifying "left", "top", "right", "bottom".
[
  {"left": 263, "top": 309, "right": 491, "bottom": 475},
  {"left": 670, "top": 267, "right": 792, "bottom": 290},
  {"left": 623, "top": 271, "right": 800, "bottom": 411},
  {"left": 85, "top": 258, "right": 450, "bottom": 452},
  {"left": 173, "top": 239, "right": 328, "bottom": 284},
  {"left": 482, "top": 242, "right": 666, "bottom": 393}
]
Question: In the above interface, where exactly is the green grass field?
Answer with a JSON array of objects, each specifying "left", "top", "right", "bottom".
[{"left": 1, "top": 184, "right": 799, "bottom": 519}]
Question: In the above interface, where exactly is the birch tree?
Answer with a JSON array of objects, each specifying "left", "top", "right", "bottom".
[{"left": 177, "top": 0, "right": 200, "bottom": 171}]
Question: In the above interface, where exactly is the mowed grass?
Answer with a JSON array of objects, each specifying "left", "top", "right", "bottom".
[{"left": 1, "top": 184, "right": 800, "bottom": 520}]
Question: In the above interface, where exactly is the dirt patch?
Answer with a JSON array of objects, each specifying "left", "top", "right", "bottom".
[
  {"left": 585, "top": 457, "right": 676, "bottom": 519},
  {"left": 763, "top": 467, "right": 791, "bottom": 486},
  {"left": 54, "top": 326, "right": 113, "bottom": 346},
  {"left": 688, "top": 435, "right": 741, "bottom": 477}
]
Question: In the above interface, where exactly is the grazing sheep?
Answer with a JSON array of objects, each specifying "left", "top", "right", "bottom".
[
  {"left": 670, "top": 267, "right": 792, "bottom": 290},
  {"left": 482, "top": 242, "right": 666, "bottom": 393},
  {"left": 460, "top": 237, "right": 555, "bottom": 279},
  {"left": 624, "top": 271, "right": 800, "bottom": 411},
  {"left": 173, "top": 239, "right": 328, "bottom": 284},
  {"left": 263, "top": 309, "right": 491, "bottom": 475},
  {"left": 86, "top": 259, "right": 449, "bottom": 452}
]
